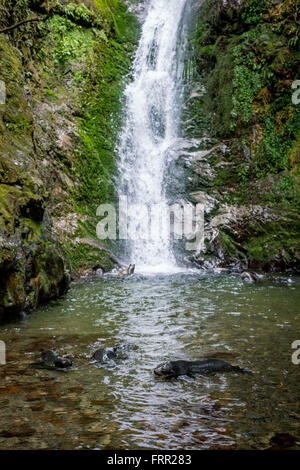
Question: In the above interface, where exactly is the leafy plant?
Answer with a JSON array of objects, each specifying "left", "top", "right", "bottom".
[{"left": 241, "top": 0, "right": 268, "bottom": 25}]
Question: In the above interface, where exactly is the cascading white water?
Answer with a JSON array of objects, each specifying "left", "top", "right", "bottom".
[{"left": 117, "top": 0, "right": 189, "bottom": 273}]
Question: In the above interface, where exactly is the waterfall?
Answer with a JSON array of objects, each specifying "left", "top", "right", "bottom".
[{"left": 117, "top": 0, "right": 190, "bottom": 273}]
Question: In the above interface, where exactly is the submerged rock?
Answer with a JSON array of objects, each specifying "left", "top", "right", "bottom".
[
  {"left": 0, "top": 424, "right": 35, "bottom": 438},
  {"left": 269, "top": 433, "right": 297, "bottom": 449}
]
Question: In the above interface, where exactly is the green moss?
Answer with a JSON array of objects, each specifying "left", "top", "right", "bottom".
[
  {"left": 219, "top": 229, "right": 239, "bottom": 257},
  {"left": 231, "top": 65, "right": 263, "bottom": 127},
  {"left": 19, "top": 217, "right": 42, "bottom": 241},
  {"left": 204, "top": 41, "right": 235, "bottom": 136},
  {"left": 193, "top": 0, "right": 300, "bottom": 207},
  {"left": 0, "top": 185, "right": 21, "bottom": 232},
  {"left": 65, "top": 242, "right": 114, "bottom": 272},
  {"left": 46, "top": 15, "right": 96, "bottom": 66},
  {"left": 246, "top": 219, "right": 300, "bottom": 265},
  {"left": 72, "top": 6, "right": 139, "bottom": 211}
]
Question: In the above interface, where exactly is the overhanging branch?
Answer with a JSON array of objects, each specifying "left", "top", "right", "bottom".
[{"left": 0, "top": 3, "right": 55, "bottom": 34}]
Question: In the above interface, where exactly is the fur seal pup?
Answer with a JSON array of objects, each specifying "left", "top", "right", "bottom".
[
  {"left": 117, "top": 264, "right": 135, "bottom": 277},
  {"left": 128, "top": 264, "right": 135, "bottom": 275},
  {"left": 40, "top": 350, "right": 72, "bottom": 368},
  {"left": 92, "top": 347, "right": 117, "bottom": 362},
  {"left": 154, "top": 359, "right": 251, "bottom": 378},
  {"left": 92, "top": 343, "right": 137, "bottom": 363},
  {"left": 241, "top": 271, "right": 264, "bottom": 283}
]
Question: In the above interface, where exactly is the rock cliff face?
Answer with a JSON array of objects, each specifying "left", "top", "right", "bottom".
[
  {"left": 183, "top": 0, "right": 300, "bottom": 271},
  {"left": 0, "top": 0, "right": 139, "bottom": 321},
  {"left": 0, "top": 0, "right": 299, "bottom": 320}
]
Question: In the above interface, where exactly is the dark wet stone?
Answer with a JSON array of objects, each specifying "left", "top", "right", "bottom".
[
  {"left": 0, "top": 424, "right": 35, "bottom": 438},
  {"left": 29, "top": 402, "right": 45, "bottom": 412},
  {"left": 269, "top": 433, "right": 297, "bottom": 448},
  {"left": 0, "top": 384, "right": 23, "bottom": 396}
]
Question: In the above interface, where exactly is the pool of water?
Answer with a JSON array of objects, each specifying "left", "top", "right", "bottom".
[{"left": 0, "top": 272, "right": 299, "bottom": 449}]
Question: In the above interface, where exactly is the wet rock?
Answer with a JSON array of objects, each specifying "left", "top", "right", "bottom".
[
  {"left": 0, "top": 424, "right": 35, "bottom": 438},
  {"left": 268, "top": 276, "right": 294, "bottom": 285},
  {"left": 29, "top": 402, "right": 45, "bottom": 412},
  {"left": 269, "top": 433, "right": 297, "bottom": 449},
  {"left": 0, "top": 224, "right": 70, "bottom": 322},
  {"left": 212, "top": 267, "right": 231, "bottom": 273}
]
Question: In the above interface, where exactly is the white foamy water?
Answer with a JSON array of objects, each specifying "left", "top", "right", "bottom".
[{"left": 117, "top": 0, "right": 189, "bottom": 273}]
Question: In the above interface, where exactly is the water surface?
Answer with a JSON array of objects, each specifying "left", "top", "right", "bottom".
[{"left": 0, "top": 272, "right": 299, "bottom": 449}]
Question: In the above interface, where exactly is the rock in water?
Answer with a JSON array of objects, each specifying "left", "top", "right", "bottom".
[
  {"left": 40, "top": 350, "right": 72, "bottom": 368},
  {"left": 269, "top": 433, "right": 297, "bottom": 449},
  {"left": 154, "top": 359, "right": 251, "bottom": 378}
]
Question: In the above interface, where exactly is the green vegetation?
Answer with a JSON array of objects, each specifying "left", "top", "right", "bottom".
[
  {"left": 189, "top": 0, "right": 300, "bottom": 269},
  {"left": 0, "top": 0, "right": 139, "bottom": 318},
  {"left": 37, "top": 2, "right": 139, "bottom": 213},
  {"left": 194, "top": 0, "right": 300, "bottom": 195},
  {"left": 246, "top": 218, "right": 300, "bottom": 269},
  {"left": 241, "top": 0, "right": 268, "bottom": 25},
  {"left": 65, "top": 242, "right": 115, "bottom": 272}
]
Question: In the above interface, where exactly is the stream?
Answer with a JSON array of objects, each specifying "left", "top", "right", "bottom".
[
  {"left": 0, "top": 272, "right": 299, "bottom": 449},
  {"left": 0, "top": 0, "right": 299, "bottom": 451}
]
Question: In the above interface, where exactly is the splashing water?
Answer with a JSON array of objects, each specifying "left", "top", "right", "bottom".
[{"left": 117, "top": 0, "right": 190, "bottom": 273}]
